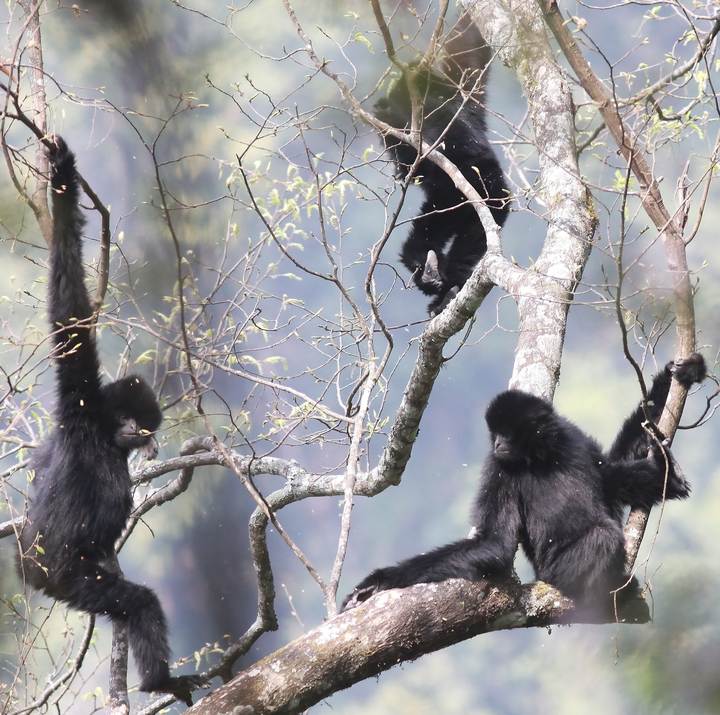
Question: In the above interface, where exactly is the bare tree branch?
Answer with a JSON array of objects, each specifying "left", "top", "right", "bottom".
[
  {"left": 0, "top": 63, "right": 112, "bottom": 310},
  {"left": 538, "top": 0, "right": 698, "bottom": 572},
  {"left": 15, "top": 0, "right": 51, "bottom": 244},
  {"left": 10, "top": 615, "right": 96, "bottom": 715}
]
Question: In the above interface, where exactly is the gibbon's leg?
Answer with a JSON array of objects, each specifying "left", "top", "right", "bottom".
[
  {"left": 425, "top": 209, "right": 487, "bottom": 314},
  {"left": 430, "top": 159, "right": 509, "bottom": 303},
  {"left": 399, "top": 198, "right": 455, "bottom": 296},
  {"left": 442, "top": 221, "right": 486, "bottom": 287},
  {"left": 550, "top": 525, "right": 647, "bottom": 621},
  {"left": 426, "top": 284, "right": 460, "bottom": 316},
  {"left": 56, "top": 560, "right": 200, "bottom": 704}
]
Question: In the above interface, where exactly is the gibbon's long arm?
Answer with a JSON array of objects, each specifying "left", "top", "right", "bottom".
[
  {"left": 47, "top": 138, "right": 103, "bottom": 415},
  {"left": 342, "top": 476, "right": 520, "bottom": 611},
  {"left": 608, "top": 353, "right": 706, "bottom": 462}
]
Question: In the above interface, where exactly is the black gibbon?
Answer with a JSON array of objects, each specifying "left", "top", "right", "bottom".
[
  {"left": 375, "top": 14, "right": 509, "bottom": 315},
  {"left": 343, "top": 355, "right": 706, "bottom": 615},
  {"left": 18, "top": 136, "right": 201, "bottom": 705}
]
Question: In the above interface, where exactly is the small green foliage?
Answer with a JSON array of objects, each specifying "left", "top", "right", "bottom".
[
  {"left": 612, "top": 170, "right": 637, "bottom": 194},
  {"left": 264, "top": 356, "right": 289, "bottom": 370},
  {"left": 353, "top": 31, "right": 374, "bottom": 53},
  {"left": 134, "top": 349, "right": 157, "bottom": 365}
]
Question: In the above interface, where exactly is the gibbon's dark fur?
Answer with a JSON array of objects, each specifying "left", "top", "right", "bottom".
[
  {"left": 342, "top": 355, "right": 706, "bottom": 615},
  {"left": 375, "top": 14, "right": 509, "bottom": 315},
  {"left": 18, "top": 137, "right": 200, "bottom": 705}
]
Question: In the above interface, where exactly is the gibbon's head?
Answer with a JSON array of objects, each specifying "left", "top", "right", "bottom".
[
  {"left": 102, "top": 375, "right": 162, "bottom": 458},
  {"left": 485, "top": 390, "right": 562, "bottom": 468}
]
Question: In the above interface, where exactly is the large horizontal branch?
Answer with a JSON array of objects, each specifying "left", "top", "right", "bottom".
[{"left": 188, "top": 577, "right": 645, "bottom": 714}]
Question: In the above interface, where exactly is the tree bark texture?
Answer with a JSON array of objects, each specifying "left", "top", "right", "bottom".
[
  {"left": 188, "top": 579, "right": 581, "bottom": 714},
  {"left": 462, "top": 0, "right": 597, "bottom": 398}
]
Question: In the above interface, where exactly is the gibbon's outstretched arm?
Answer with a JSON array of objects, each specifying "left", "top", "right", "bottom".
[
  {"left": 342, "top": 476, "right": 520, "bottom": 611},
  {"left": 341, "top": 537, "right": 516, "bottom": 611},
  {"left": 608, "top": 353, "right": 707, "bottom": 462},
  {"left": 47, "top": 136, "right": 102, "bottom": 413}
]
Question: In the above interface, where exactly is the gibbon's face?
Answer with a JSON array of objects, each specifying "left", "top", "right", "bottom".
[
  {"left": 489, "top": 427, "right": 551, "bottom": 467},
  {"left": 491, "top": 430, "right": 518, "bottom": 463},
  {"left": 113, "top": 416, "right": 159, "bottom": 459},
  {"left": 485, "top": 389, "right": 557, "bottom": 467},
  {"left": 102, "top": 375, "right": 162, "bottom": 458}
]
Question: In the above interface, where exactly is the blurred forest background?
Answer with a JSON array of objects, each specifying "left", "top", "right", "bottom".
[{"left": 0, "top": 0, "right": 718, "bottom": 713}]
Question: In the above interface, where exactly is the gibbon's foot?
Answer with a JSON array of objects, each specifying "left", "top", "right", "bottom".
[
  {"left": 421, "top": 250, "right": 444, "bottom": 290},
  {"left": 668, "top": 352, "right": 707, "bottom": 387},
  {"left": 141, "top": 674, "right": 207, "bottom": 706},
  {"left": 428, "top": 285, "right": 460, "bottom": 317},
  {"left": 616, "top": 593, "right": 651, "bottom": 624}
]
